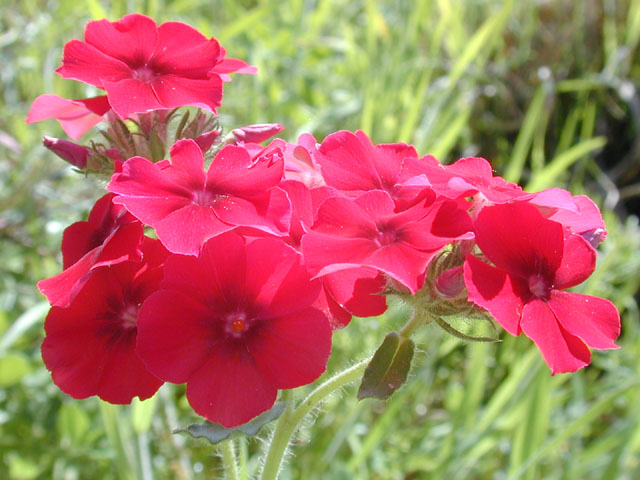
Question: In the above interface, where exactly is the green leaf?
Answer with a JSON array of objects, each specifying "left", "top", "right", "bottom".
[
  {"left": 175, "top": 401, "right": 288, "bottom": 445},
  {"left": 357, "top": 332, "right": 415, "bottom": 400}
]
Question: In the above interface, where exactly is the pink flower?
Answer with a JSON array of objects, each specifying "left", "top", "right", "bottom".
[
  {"left": 107, "top": 139, "right": 290, "bottom": 256},
  {"left": 38, "top": 193, "right": 144, "bottom": 307},
  {"left": 302, "top": 190, "right": 473, "bottom": 294},
  {"left": 26, "top": 94, "right": 110, "bottom": 139},
  {"left": 56, "top": 14, "right": 254, "bottom": 118},
  {"left": 463, "top": 202, "right": 620, "bottom": 374},
  {"left": 136, "top": 233, "right": 332, "bottom": 427},
  {"left": 42, "top": 237, "right": 167, "bottom": 404}
]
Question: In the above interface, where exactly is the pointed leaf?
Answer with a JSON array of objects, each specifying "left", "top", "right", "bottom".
[
  {"left": 357, "top": 332, "right": 414, "bottom": 400},
  {"left": 174, "top": 401, "right": 288, "bottom": 445}
]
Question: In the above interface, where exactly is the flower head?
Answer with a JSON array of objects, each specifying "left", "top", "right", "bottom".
[
  {"left": 56, "top": 14, "right": 254, "bottom": 118},
  {"left": 42, "top": 237, "right": 167, "bottom": 403},
  {"left": 136, "top": 233, "right": 332, "bottom": 427},
  {"left": 463, "top": 202, "right": 620, "bottom": 374},
  {"left": 107, "top": 139, "right": 290, "bottom": 256}
]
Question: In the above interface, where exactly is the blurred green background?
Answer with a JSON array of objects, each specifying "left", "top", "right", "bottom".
[{"left": 2, "top": 0, "right": 640, "bottom": 478}]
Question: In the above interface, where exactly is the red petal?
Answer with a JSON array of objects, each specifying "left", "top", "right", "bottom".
[
  {"left": 244, "top": 238, "right": 320, "bottom": 317},
  {"left": 136, "top": 291, "right": 223, "bottom": 383},
  {"left": 102, "top": 78, "right": 164, "bottom": 117},
  {"left": 161, "top": 233, "right": 248, "bottom": 306},
  {"left": 38, "top": 253, "right": 95, "bottom": 307},
  {"left": 84, "top": 14, "right": 157, "bottom": 67},
  {"left": 367, "top": 243, "right": 432, "bottom": 294},
  {"left": 152, "top": 74, "right": 222, "bottom": 113},
  {"left": 548, "top": 291, "right": 620, "bottom": 350},
  {"left": 323, "top": 268, "right": 387, "bottom": 318},
  {"left": 301, "top": 233, "right": 377, "bottom": 276},
  {"left": 166, "top": 140, "right": 207, "bottom": 189},
  {"left": 463, "top": 255, "right": 525, "bottom": 336},
  {"left": 213, "top": 192, "right": 289, "bottom": 237},
  {"left": 213, "top": 57, "right": 258, "bottom": 75},
  {"left": 154, "top": 22, "right": 220, "bottom": 77},
  {"left": 474, "top": 202, "right": 564, "bottom": 278},
  {"left": 520, "top": 299, "right": 591, "bottom": 374},
  {"left": 186, "top": 341, "right": 277, "bottom": 428},
  {"left": 248, "top": 309, "right": 332, "bottom": 389},
  {"left": 26, "top": 94, "right": 107, "bottom": 139},
  {"left": 207, "top": 145, "right": 284, "bottom": 196},
  {"left": 311, "top": 195, "right": 378, "bottom": 237},
  {"left": 56, "top": 40, "right": 131, "bottom": 87},
  {"left": 553, "top": 232, "right": 596, "bottom": 289},
  {"left": 318, "top": 130, "right": 388, "bottom": 191},
  {"left": 155, "top": 204, "right": 234, "bottom": 255}
]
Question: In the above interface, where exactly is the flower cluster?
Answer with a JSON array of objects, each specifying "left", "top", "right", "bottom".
[{"left": 33, "top": 14, "right": 620, "bottom": 428}]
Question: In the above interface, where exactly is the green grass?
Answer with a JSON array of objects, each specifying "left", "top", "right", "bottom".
[{"left": 1, "top": 0, "right": 640, "bottom": 478}]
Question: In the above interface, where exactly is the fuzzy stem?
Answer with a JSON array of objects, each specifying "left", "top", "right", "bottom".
[
  {"left": 219, "top": 439, "right": 239, "bottom": 480},
  {"left": 260, "top": 358, "right": 371, "bottom": 480}
]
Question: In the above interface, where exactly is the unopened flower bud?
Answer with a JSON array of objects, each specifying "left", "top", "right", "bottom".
[
  {"left": 436, "top": 266, "right": 465, "bottom": 297},
  {"left": 43, "top": 136, "right": 89, "bottom": 169},
  {"left": 194, "top": 129, "right": 221, "bottom": 153},
  {"left": 232, "top": 123, "right": 284, "bottom": 143}
]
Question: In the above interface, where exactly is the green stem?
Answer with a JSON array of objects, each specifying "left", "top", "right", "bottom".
[
  {"left": 260, "top": 358, "right": 371, "bottom": 480},
  {"left": 219, "top": 439, "right": 239, "bottom": 480},
  {"left": 398, "top": 308, "right": 425, "bottom": 339}
]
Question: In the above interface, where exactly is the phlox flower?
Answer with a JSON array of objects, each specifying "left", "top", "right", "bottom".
[
  {"left": 280, "top": 180, "right": 387, "bottom": 328},
  {"left": 463, "top": 202, "right": 620, "bottom": 374},
  {"left": 56, "top": 13, "right": 255, "bottom": 118},
  {"left": 302, "top": 189, "right": 473, "bottom": 294},
  {"left": 316, "top": 130, "right": 433, "bottom": 210},
  {"left": 38, "top": 193, "right": 143, "bottom": 307},
  {"left": 107, "top": 139, "right": 290, "bottom": 256},
  {"left": 41, "top": 237, "right": 167, "bottom": 404},
  {"left": 136, "top": 233, "right": 332, "bottom": 427}
]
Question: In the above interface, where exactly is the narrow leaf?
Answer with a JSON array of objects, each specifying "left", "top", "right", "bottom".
[{"left": 174, "top": 401, "right": 288, "bottom": 445}]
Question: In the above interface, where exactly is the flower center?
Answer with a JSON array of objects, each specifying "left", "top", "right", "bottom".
[
  {"left": 375, "top": 224, "right": 398, "bottom": 247},
  {"left": 193, "top": 190, "right": 228, "bottom": 208},
  {"left": 224, "top": 312, "right": 251, "bottom": 338},
  {"left": 527, "top": 274, "right": 550, "bottom": 299},
  {"left": 119, "top": 303, "right": 139, "bottom": 330},
  {"left": 133, "top": 65, "right": 157, "bottom": 83}
]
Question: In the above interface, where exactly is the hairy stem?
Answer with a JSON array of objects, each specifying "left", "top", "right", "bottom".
[{"left": 260, "top": 358, "right": 371, "bottom": 480}]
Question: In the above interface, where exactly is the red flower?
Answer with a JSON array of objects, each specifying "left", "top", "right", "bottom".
[
  {"left": 419, "top": 156, "right": 524, "bottom": 203},
  {"left": 136, "top": 233, "right": 332, "bottom": 427},
  {"left": 41, "top": 237, "right": 167, "bottom": 404},
  {"left": 38, "top": 193, "right": 143, "bottom": 307},
  {"left": 26, "top": 94, "right": 110, "bottom": 139},
  {"left": 280, "top": 180, "right": 387, "bottom": 328},
  {"left": 528, "top": 188, "right": 607, "bottom": 247},
  {"left": 302, "top": 190, "right": 473, "bottom": 294},
  {"left": 316, "top": 130, "right": 432, "bottom": 210},
  {"left": 107, "top": 139, "right": 290, "bottom": 256},
  {"left": 56, "top": 14, "right": 253, "bottom": 118},
  {"left": 463, "top": 202, "right": 620, "bottom": 374}
]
